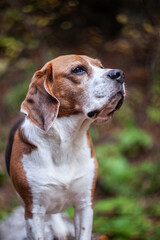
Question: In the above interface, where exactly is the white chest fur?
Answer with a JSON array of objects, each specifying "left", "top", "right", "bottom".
[{"left": 21, "top": 115, "right": 95, "bottom": 214}]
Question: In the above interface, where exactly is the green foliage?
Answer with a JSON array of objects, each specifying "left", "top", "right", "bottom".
[
  {"left": 114, "top": 102, "right": 135, "bottom": 126},
  {"left": 0, "top": 207, "right": 11, "bottom": 220},
  {"left": 147, "top": 73, "right": 160, "bottom": 123},
  {"left": 0, "top": 140, "right": 5, "bottom": 152},
  {"left": 147, "top": 106, "right": 160, "bottom": 124},
  {"left": 92, "top": 124, "right": 160, "bottom": 239},
  {"left": 95, "top": 124, "right": 153, "bottom": 196},
  {"left": 96, "top": 143, "right": 133, "bottom": 195},
  {"left": 117, "top": 126, "right": 153, "bottom": 157},
  {"left": 90, "top": 127, "right": 100, "bottom": 142},
  {"left": 4, "top": 80, "right": 30, "bottom": 110},
  {"left": 0, "top": 167, "right": 5, "bottom": 185},
  {"left": 0, "top": 36, "right": 24, "bottom": 59},
  {"left": 0, "top": 58, "right": 9, "bottom": 76},
  {"left": 4, "top": 63, "right": 37, "bottom": 111},
  {"left": 94, "top": 197, "right": 144, "bottom": 216},
  {"left": 65, "top": 206, "right": 74, "bottom": 219},
  {"left": 94, "top": 197, "right": 151, "bottom": 239},
  {"left": 149, "top": 201, "right": 160, "bottom": 217},
  {"left": 133, "top": 160, "right": 160, "bottom": 196}
]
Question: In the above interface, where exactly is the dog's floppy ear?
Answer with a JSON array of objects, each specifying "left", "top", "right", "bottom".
[{"left": 21, "top": 62, "right": 60, "bottom": 131}]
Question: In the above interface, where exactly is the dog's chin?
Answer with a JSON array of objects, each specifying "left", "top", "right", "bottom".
[{"left": 87, "top": 92, "right": 124, "bottom": 124}]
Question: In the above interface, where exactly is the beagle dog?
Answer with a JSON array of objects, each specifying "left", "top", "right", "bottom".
[{"left": 5, "top": 55, "right": 125, "bottom": 240}]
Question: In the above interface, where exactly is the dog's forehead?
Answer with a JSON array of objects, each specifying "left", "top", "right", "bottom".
[
  {"left": 80, "top": 55, "right": 102, "bottom": 67},
  {"left": 50, "top": 55, "right": 102, "bottom": 70}
]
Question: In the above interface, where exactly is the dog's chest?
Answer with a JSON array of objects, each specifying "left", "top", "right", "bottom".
[{"left": 22, "top": 138, "right": 95, "bottom": 213}]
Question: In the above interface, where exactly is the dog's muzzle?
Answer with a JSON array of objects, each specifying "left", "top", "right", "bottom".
[
  {"left": 87, "top": 92, "right": 124, "bottom": 119},
  {"left": 87, "top": 69, "right": 125, "bottom": 120}
]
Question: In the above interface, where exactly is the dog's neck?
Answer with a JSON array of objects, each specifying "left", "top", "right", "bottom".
[
  {"left": 52, "top": 115, "right": 92, "bottom": 142},
  {"left": 23, "top": 114, "right": 93, "bottom": 148}
]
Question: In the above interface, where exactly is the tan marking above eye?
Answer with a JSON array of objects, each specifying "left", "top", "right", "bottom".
[{"left": 95, "top": 61, "right": 104, "bottom": 69}]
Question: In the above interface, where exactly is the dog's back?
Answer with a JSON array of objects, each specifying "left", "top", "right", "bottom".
[{"left": 5, "top": 118, "right": 24, "bottom": 175}]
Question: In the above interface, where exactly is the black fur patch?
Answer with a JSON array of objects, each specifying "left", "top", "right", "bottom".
[{"left": 5, "top": 118, "right": 24, "bottom": 175}]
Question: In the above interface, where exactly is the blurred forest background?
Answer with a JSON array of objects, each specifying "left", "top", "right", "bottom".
[{"left": 0, "top": 0, "right": 160, "bottom": 239}]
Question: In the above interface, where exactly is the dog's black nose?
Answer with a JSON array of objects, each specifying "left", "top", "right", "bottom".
[{"left": 107, "top": 69, "right": 124, "bottom": 84}]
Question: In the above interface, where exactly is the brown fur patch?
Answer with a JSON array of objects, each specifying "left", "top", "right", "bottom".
[
  {"left": 87, "top": 131, "right": 99, "bottom": 208},
  {"left": 10, "top": 127, "right": 37, "bottom": 219},
  {"left": 51, "top": 56, "right": 88, "bottom": 118},
  {"left": 21, "top": 63, "right": 59, "bottom": 131}
]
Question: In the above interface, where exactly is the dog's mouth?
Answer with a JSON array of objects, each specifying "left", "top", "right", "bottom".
[
  {"left": 107, "top": 94, "right": 124, "bottom": 116},
  {"left": 87, "top": 91, "right": 124, "bottom": 120}
]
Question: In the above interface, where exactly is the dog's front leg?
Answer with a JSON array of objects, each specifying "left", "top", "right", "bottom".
[
  {"left": 74, "top": 206, "right": 93, "bottom": 240},
  {"left": 25, "top": 213, "right": 45, "bottom": 240}
]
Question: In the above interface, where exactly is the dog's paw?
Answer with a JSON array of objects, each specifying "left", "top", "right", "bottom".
[{"left": 48, "top": 213, "right": 69, "bottom": 240}]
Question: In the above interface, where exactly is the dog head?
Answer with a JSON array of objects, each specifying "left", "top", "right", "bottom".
[{"left": 21, "top": 55, "right": 125, "bottom": 131}]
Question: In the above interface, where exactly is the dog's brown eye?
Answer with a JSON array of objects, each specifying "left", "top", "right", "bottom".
[{"left": 72, "top": 66, "right": 87, "bottom": 75}]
